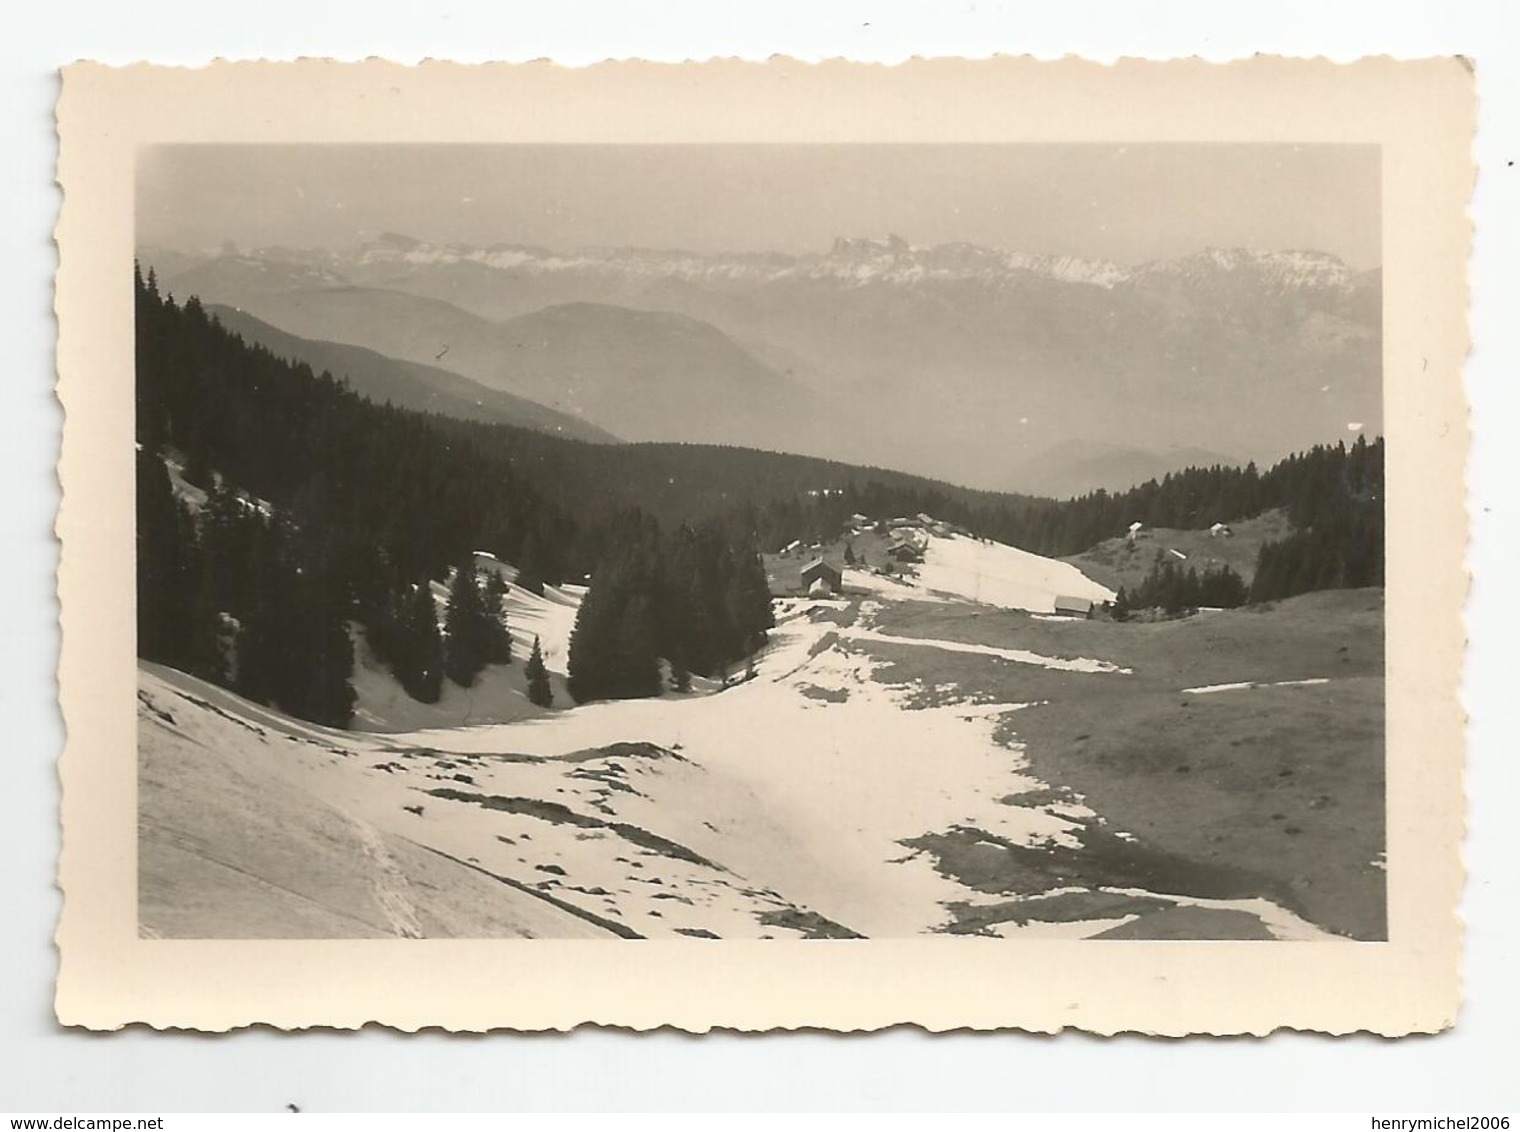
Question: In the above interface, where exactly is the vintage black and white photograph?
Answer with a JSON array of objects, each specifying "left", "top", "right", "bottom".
[{"left": 129, "top": 139, "right": 1389, "bottom": 943}]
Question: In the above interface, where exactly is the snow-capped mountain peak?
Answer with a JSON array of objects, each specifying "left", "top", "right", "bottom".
[
  {"left": 1132, "top": 247, "right": 1356, "bottom": 292},
  {"left": 240, "top": 233, "right": 1361, "bottom": 297}
]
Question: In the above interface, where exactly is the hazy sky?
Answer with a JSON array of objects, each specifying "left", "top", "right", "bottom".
[{"left": 138, "top": 144, "right": 1380, "bottom": 268}]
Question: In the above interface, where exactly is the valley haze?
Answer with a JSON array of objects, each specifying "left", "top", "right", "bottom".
[{"left": 147, "top": 232, "right": 1380, "bottom": 495}]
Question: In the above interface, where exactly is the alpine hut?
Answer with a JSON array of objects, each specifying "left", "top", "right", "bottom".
[
  {"left": 800, "top": 558, "right": 843, "bottom": 598},
  {"left": 1052, "top": 595, "right": 1095, "bottom": 619}
]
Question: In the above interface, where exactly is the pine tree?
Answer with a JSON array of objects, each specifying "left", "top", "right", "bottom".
[
  {"left": 183, "top": 535, "right": 227, "bottom": 685},
  {"left": 399, "top": 582, "right": 444, "bottom": 703},
  {"left": 136, "top": 449, "right": 193, "bottom": 667},
  {"left": 279, "top": 570, "right": 357, "bottom": 727},
  {"left": 482, "top": 569, "right": 514, "bottom": 664},
  {"left": 669, "top": 652, "right": 692, "bottom": 694},
  {"left": 515, "top": 532, "right": 547, "bottom": 596},
  {"left": 567, "top": 557, "right": 622, "bottom": 703},
  {"left": 525, "top": 635, "right": 553, "bottom": 708},
  {"left": 614, "top": 594, "right": 661, "bottom": 699},
  {"left": 305, "top": 602, "right": 358, "bottom": 727},
  {"left": 444, "top": 557, "right": 488, "bottom": 687},
  {"left": 720, "top": 542, "right": 774, "bottom": 659}
]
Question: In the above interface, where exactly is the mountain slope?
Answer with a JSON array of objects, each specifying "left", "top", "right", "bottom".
[
  {"left": 138, "top": 663, "right": 613, "bottom": 939},
  {"left": 138, "top": 661, "right": 860, "bottom": 940},
  {"left": 1062, "top": 509, "right": 1294, "bottom": 592},
  {"left": 184, "top": 279, "right": 504, "bottom": 373},
  {"left": 486, "top": 302, "right": 830, "bottom": 449},
  {"left": 209, "top": 305, "right": 619, "bottom": 442},
  {"left": 153, "top": 253, "right": 845, "bottom": 457}
]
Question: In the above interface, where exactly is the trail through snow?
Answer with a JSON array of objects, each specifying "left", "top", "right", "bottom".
[{"left": 351, "top": 817, "right": 425, "bottom": 939}]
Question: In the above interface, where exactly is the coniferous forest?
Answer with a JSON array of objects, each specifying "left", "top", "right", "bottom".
[
  {"left": 1112, "top": 562, "right": 1251, "bottom": 621},
  {"left": 135, "top": 266, "right": 1384, "bottom": 727},
  {"left": 566, "top": 513, "right": 774, "bottom": 703}
]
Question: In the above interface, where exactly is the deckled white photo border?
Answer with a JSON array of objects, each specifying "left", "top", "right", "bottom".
[{"left": 54, "top": 57, "right": 1472, "bottom": 1034}]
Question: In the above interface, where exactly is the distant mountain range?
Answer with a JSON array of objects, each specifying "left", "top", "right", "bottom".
[
  {"left": 147, "top": 234, "right": 1381, "bottom": 495},
  {"left": 1008, "top": 440, "right": 1244, "bottom": 500}
]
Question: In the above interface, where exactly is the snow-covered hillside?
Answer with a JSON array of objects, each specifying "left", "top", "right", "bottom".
[
  {"left": 138, "top": 601, "right": 1109, "bottom": 939},
  {"left": 139, "top": 662, "right": 607, "bottom": 939},
  {"left": 392, "top": 599, "right": 1110, "bottom": 937},
  {"left": 915, "top": 532, "right": 1116, "bottom": 612},
  {"left": 828, "top": 519, "right": 1116, "bottom": 614},
  {"left": 139, "top": 577, "right": 1340, "bottom": 941},
  {"left": 139, "top": 650, "right": 870, "bottom": 940}
]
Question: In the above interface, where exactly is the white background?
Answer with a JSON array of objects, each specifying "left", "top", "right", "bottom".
[{"left": 3, "top": 0, "right": 1516, "bottom": 1113}]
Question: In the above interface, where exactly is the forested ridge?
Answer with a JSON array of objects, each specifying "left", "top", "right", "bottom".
[
  {"left": 1100, "top": 437, "right": 1384, "bottom": 616},
  {"left": 135, "top": 270, "right": 785, "bottom": 724},
  {"left": 136, "top": 264, "right": 591, "bottom": 724},
  {"left": 135, "top": 283, "right": 562, "bottom": 723},
  {"left": 135, "top": 266, "right": 1383, "bottom": 725},
  {"left": 750, "top": 439, "right": 1384, "bottom": 613},
  {"left": 751, "top": 439, "right": 1383, "bottom": 566}
]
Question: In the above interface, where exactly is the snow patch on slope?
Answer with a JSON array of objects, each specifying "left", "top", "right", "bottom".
[
  {"left": 347, "top": 553, "right": 585, "bottom": 732},
  {"left": 394, "top": 603, "right": 1092, "bottom": 936},
  {"left": 139, "top": 663, "right": 845, "bottom": 940},
  {"left": 837, "top": 625, "right": 1130, "bottom": 675},
  {"left": 916, "top": 532, "right": 1116, "bottom": 613},
  {"left": 469, "top": 553, "right": 584, "bottom": 676}
]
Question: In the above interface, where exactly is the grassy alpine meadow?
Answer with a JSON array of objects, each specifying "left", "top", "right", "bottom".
[{"left": 857, "top": 588, "right": 1385, "bottom": 939}]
